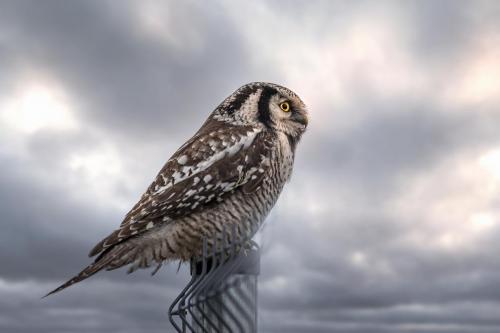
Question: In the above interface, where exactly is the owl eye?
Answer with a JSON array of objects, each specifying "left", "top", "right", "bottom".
[{"left": 279, "top": 102, "right": 291, "bottom": 112}]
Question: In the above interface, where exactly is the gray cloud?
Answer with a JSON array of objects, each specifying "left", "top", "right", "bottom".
[
  {"left": 1, "top": 1, "right": 500, "bottom": 333},
  {"left": 0, "top": 0, "right": 254, "bottom": 140}
]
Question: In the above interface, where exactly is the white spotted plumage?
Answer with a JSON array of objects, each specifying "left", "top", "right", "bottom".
[{"left": 46, "top": 82, "right": 308, "bottom": 296}]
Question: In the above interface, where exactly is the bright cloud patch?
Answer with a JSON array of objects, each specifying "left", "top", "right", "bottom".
[
  {"left": 392, "top": 149, "right": 500, "bottom": 252},
  {"left": 0, "top": 81, "right": 78, "bottom": 134}
]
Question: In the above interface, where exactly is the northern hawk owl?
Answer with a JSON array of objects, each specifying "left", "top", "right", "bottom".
[{"left": 46, "top": 82, "right": 308, "bottom": 296}]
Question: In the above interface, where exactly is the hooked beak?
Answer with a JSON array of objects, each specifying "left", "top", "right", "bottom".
[{"left": 293, "top": 111, "right": 308, "bottom": 127}]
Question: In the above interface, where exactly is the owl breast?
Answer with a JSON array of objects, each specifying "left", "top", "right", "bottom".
[{"left": 160, "top": 131, "right": 295, "bottom": 260}]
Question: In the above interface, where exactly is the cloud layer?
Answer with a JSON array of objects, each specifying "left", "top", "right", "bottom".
[{"left": 1, "top": 1, "right": 500, "bottom": 332}]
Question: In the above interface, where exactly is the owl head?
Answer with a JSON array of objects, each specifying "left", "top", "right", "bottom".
[{"left": 214, "top": 82, "right": 308, "bottom": 142}]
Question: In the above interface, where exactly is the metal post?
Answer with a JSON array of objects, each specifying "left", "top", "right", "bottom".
[{"left": 168, "top": 229, "right": 260, "bottom": 333}]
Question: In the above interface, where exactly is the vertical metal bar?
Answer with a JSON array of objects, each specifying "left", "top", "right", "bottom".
[{"left": 168, "top": 227, "right": 260, "bottom": 333}]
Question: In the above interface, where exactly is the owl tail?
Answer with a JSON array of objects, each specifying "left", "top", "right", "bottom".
[{"left": 43, "top": 245, "right": 129, "bottom": 298}]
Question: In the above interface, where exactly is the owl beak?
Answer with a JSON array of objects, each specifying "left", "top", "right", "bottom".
[{"left": 293, "top": 112, "right": 308, "bottom": 127}]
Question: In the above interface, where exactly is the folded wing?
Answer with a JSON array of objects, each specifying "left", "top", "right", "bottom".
[{"left": 89, "top": 121, "right": 273, "bottom": 258}]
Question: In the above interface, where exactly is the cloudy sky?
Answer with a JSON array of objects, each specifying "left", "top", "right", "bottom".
[{"left": 1, "top": 1, "right": 500, "bottom": 332}]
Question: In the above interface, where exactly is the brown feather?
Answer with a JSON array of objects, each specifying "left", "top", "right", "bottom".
[
  {"left": 43, "top": 245, "right": 131, "bottom": 297},
  {"left": 89, "top": 124, "right": 273, "bottom": 258}
]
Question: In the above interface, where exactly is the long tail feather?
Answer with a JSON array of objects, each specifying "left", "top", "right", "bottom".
[{"left": 43, "top": 246, "right": 128, "bottom": 298}]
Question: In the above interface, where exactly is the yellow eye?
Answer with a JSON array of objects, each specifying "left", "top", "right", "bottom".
[{"left": 279, "top": 102, "right": 290, "bottom": 112}]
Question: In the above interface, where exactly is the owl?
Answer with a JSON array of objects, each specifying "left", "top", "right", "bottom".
[{"left": 45, "top": 82, "right": 308, "bottom": 296}]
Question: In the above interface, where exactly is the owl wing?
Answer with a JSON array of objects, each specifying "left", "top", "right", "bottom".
[{"left": 89, "top": 121, "right": 273, "bottom": 257}]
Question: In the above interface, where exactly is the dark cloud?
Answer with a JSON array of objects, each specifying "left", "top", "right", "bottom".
[
  {"left": 0, "top": 153, "right": 114, "bottom": 279},
  {"left": 0, "top": 0, "right": 254, "bottom": 141},
  {"left": 300, "top": 101, "right": 500, "bottom": 197},
  {"left": 1, "top": 1, "right": 500, "bottom": 333}
]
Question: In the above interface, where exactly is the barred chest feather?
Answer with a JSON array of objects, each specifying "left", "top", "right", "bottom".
[{"left": 152, "top": 131, "right": 295, "bottom": 261}]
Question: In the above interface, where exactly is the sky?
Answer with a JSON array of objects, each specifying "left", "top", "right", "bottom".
[{"left": 1, "top": 0, "right": 500, "bottom": 332}]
